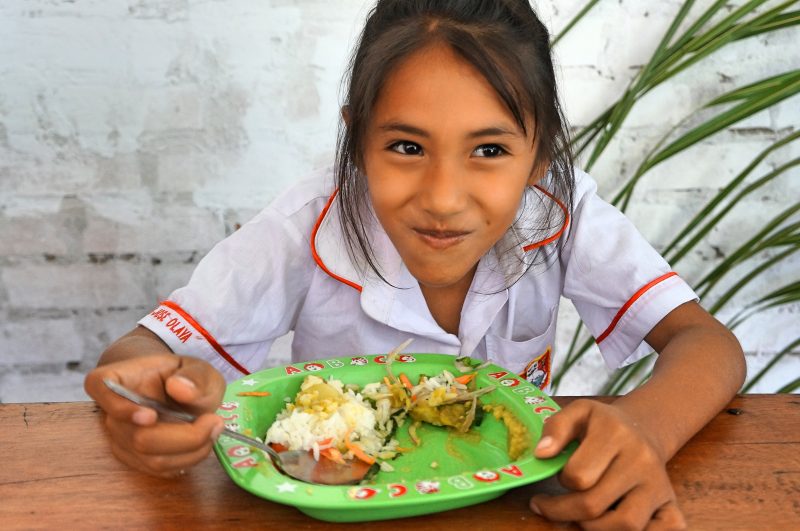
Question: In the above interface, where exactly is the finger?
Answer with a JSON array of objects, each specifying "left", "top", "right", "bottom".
[
  {"left": 647, "top": 501, "right": 687, "bottom": 531},
  {"left": 531, "top": 455, "right": 636, "bottom": 522},
  {"left": 165, "top": 356, "right": 227, "bottom": 414},
  {"left": 85, "top": 355, "right": 184, "bottom": 418},
  {"left": 85, "top": 354, "right": 181, "bottom": 399},
  {"left": 535, "top": 399, "right": 595, "bottom": 459},
  {"left": 578, "top": 485, "right": 672, "bottom": 531},
  {"left": 556, "top": 422, "right": 622, "bottom": 491},
  {"left": 108, "top": 413, "right": 223, "bottom": 456}
]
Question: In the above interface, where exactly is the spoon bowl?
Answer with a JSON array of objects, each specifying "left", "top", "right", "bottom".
[{"left": 102, "top": 378, "right": 371, "bottom": 485}]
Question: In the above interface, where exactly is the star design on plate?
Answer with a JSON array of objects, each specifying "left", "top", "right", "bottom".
[
  {"left": 276, "top": 482, "right": 297, "bottom": 493},
  {"left": 241, "top": 378, "right": 258, "bottom": 386}
]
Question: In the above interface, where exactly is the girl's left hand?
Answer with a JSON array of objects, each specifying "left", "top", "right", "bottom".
[{"left": 530, "top": 399, "right": 687, "bottom": 531}]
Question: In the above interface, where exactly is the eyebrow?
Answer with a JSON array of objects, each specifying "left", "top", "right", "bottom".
[{"left": 377, "top": 121, "right": 521, "bottom": 139}]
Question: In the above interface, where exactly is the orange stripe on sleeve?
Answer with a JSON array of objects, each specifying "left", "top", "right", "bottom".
[
  {"left": 161, "top": 300, "right": 250, "bottom": 376},
  {"left": 596, "top": 272, "right": 679, "bottom": 344}
]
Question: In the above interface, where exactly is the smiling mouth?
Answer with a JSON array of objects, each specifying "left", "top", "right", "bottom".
[{"left": 413, "top": 228, "right": 470, "bottom": 250}]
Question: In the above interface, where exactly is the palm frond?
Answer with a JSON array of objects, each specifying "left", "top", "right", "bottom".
[
  {"left": 741, "top": 337, "right": 800, "bottom": 392},
  {"left": 551, "top": 1, "right": 800, "bottom": 394}
]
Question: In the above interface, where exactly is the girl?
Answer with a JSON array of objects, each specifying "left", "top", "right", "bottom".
[{"left": 85, "top": 1, "right": 745, "bottom": 529}]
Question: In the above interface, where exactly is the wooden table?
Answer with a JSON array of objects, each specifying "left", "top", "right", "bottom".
[{"left": 1, "top": 395, "right": 798, "bottom": 530}]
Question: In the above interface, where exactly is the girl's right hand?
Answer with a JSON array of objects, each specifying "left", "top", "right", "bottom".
[{"left": 84, "top": 354, "right": 226, "bottom": 478}]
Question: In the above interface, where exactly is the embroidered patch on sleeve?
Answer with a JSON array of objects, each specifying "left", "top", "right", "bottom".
[{"left": 519, "top": 347, "right": 552, "bottom": 390}]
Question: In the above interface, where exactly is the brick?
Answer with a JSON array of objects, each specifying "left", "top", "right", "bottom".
[
  {"left": 153, "top": 262, "right": 196, "bottom": 301},
  {"left": 2, "top": 262, "right": 151, "bottom": 309},
  {"left": 72, "top": 307, "right": 154, "bottom": 363},
  {"left": 0, "top": 370, "right": 89, "bottom": 403},
  {"left": 0, "top": 207, "right": 75, "bottom": 257},
  {"left": 0, "top": 316, "right": 84, "bottom": 366},
  {"left": 741, "top": 350, "right": 800, "bottom": 394},
  {"left": 82, "top": 199, "right": 225, "bottom": 255}
]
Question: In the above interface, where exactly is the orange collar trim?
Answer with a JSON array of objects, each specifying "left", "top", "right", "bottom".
[
  {"left": 311, "top": 185, "right": 569, "bottom": 290},
  {"left": 310, "top": 189, "right": 363, "bottom": 292},
  {"left": 522, "top": 185, "right": 570, "bottom": 252}
]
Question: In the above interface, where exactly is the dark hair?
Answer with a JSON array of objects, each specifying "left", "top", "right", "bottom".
[{"left": 335, "top": 0, "right": 575, "bottom": 285}]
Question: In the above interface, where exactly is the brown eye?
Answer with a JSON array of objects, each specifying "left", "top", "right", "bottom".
[
  {"left": 472, "top": 144, "right": 506, "bottom": 158},
  {"left": 390, "top": 141, "right": 423, "bottom": 156}
]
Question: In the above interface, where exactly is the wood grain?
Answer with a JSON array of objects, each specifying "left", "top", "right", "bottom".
[{"left": 1, "top": 395, "right": 798, "bottom": 530}]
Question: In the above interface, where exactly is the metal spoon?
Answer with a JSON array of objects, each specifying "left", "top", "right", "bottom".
[{"left": 102, "top": 378, "right": 371, "bottom": 485}]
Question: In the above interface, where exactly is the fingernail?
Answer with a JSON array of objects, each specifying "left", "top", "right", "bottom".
[
  {"left": 210, "top": 422, "right": 224, "bottom": 442},
  {"left": 536, "top": 436, "right": 553, "bottom": 451},
  {"left": 174, "top": 375, "right": 196, "bottom": 389},
  {"left": 530, "top": 501, "right": 542, "bottom": 515},
  {"left": 132, "top": 408, "right": 155, "bottom": 426}
]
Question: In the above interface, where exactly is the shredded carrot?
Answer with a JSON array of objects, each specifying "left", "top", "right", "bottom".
[
  {"left": 344, "top": 428, "right": 376, "bottom": 465},
  {"left": 383, "top": 376, "right": 391, "bottom": 386},
  {"left": 269, "top": 442, "right": 288, "bottom": 453},
  {"left": 399, "top": 373, "right": 413, "bottom": 390},
  {"left": 320, "top": 447, "right": 346, "bottom": 465},
  {"left": 454, "top": 374, "right": 476, "bottom": 385},
  {"left": 236, "top": 391, "right": 271, "bottom": 397}
]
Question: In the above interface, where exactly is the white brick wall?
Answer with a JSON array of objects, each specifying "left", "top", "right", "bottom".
[{"left": 1, "top": 1, "right": 797, "bottom": 402}]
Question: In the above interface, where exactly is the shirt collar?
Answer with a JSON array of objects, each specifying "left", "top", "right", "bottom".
[{"left": 310, "top": 185, "right": 568, "bottom": 338}]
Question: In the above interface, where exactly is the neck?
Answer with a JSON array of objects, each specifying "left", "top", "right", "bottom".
[{"left": 418, "top": 266, "right": 477, "bottom": 336}]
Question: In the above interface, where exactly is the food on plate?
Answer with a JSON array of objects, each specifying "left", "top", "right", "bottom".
[
  {"left": 264, "top": 352, "right": 529, "bottom": 476},
  {"left": 483, "top": 404, "right": 529, "bottom": 460},
  {"left": 264, "top": 375, "right": 401, "bottom": 467}
]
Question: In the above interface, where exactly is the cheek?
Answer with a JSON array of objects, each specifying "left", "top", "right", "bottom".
[
  {"left": 364, "top": 163, "right": 416, "bottom": 212},
  {"left": 478, "top": 180, "right": 529, "bottom": 228}
]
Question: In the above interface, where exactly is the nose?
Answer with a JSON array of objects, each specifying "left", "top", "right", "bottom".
[{"left": 419, "top": 158, "right": 468, "bottom": 218}]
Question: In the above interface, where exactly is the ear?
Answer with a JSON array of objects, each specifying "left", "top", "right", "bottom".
[{"left": 341, "top": 105, "right": 352, "bottom": 128}]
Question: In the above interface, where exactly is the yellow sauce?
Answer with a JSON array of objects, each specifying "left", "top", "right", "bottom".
[
  {"left": 482, "top": 404, "right": 529, "bottom": 460},
  {"left": 409, "top": 402, "right": 469, "bottom": 428}
]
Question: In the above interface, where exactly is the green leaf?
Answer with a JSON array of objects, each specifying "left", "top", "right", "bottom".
[
  {"left": 777, "top": 376, "right": 800, "bottom": 393},
  {"left": 551, "top": 0, "right": 602, "bottom": 47},
  {"left": 664, "top": 132, "right": 800, "bottom": 261},
  {"left": 709, "top": 247, "right": 800, "bottom": 315},
  {"left": 742, "top": 337, "right": 800, "bottom": 393},
  {"left": 732, "top": 10, "right": 800, "bottom": 39},
  {"left": 696, "top": 217, "right": 800, "bottom": 296},
  {"left": 667, "top": 156, "right": 800, "bottom": 265},
  {"left": 601, "top": 356, "right": 653, "bottom": 395},
  {"left": 727, "top": 280, "right": 800, "bottom": 330},
  {"left": 644, "top": 1, "right": 797, "bottom": 88},
  {"left": 638, "top": 70, "right": 800, "bottom": 178},
  {"left": 555, "top": 1, "right": 800, "bottom": 395},
  {"left": 707, "top": 70, "right": 800, "bottom": 106}
]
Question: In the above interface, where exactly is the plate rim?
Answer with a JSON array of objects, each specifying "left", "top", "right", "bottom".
[{"left": 213, "top": 353, "right": 570, "bottom": 514}]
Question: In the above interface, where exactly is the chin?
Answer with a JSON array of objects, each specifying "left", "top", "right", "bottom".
[{"left": 411, "top": 268, "right": 470, "bottom": 290}]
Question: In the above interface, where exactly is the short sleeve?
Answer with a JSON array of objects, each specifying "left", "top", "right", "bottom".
[
  {"left": 561, "top": 171, "right": 698, "bottom": 369},
  {"left": 137, "top": 177, "right": 329, "bottom": 381}
]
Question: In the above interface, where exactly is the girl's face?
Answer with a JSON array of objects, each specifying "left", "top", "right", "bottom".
[{"left": 362, "top": 43, "right": 541, "bottom": 291}]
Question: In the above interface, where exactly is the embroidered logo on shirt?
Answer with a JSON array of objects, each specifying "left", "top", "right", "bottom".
[
  {"left": 149, "top": 307, "right": 193, "bottom": 343},
  {"left": 519, "top": 347, "right": 551, "bottom": 389}
]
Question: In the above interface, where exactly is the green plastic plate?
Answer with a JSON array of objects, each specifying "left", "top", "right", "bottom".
[{"left": 213, "top": 353, "right": 571, "bottom": 522}]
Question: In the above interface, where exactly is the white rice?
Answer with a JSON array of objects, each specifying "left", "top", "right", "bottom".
[{"left": 265, "top": 375, "right": 395, "bottom": 460}]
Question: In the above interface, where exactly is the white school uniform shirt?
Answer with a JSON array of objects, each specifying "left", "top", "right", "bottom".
[{"left": 139, "top": 167, "right": 697, "bottom": 388}]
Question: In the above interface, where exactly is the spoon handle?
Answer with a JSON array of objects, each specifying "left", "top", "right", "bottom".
[
  {"left": 103, "top": 378, "right": 196, "bottom": 422},
  {"left": 102, "top": 378, "right": 278, "bottom": 458}
]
